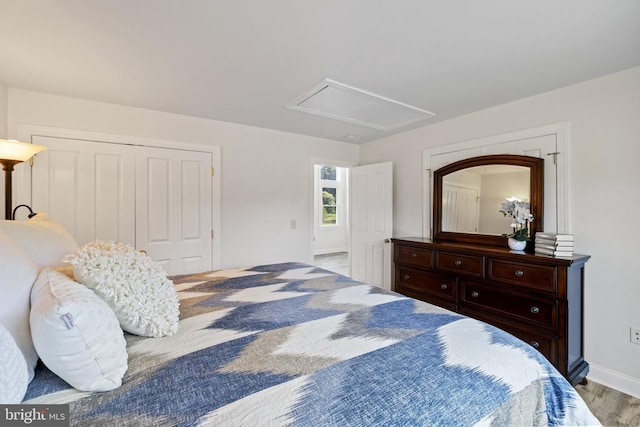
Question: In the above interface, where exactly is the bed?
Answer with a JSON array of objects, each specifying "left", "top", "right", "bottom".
[{"left": 22, "top": 261, "right": 599, "bottom": 426}]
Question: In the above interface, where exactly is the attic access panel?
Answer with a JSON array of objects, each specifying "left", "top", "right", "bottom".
[{"left": 287, "top": 79, "right": 435, "bottom": 131}]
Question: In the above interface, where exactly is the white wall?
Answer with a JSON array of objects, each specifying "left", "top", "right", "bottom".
[
  {"left": 0, "top": 82, "right": 7, "bottom": 138},
  {"left": 360, "top": 66, "right": 640, "bottom": 398},
  {"left": 479, "top": 171, "right": 529, "bottom": 235},
  {"left": 5, "top": 68, "right": 640, "bottom": 397},
  {"left": 6, "top": 88, "right": 359, "bottom": 268},
  {"left": 0, "top": 82, "right": 8, "bottom": 217}
]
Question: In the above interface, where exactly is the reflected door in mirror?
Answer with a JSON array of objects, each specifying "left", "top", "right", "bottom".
[
  {"left": 442, "top": 165, "right": 530, "bottom": 236},
  {"left": 442, "top": 183, "right": 479, "bottom": 233}
]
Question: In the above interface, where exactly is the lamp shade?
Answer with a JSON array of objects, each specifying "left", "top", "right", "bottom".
[{"left": 0, "top": 139, "right": 47, "bottom": 162}]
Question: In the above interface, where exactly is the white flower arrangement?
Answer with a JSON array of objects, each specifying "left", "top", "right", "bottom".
[
  {"left": 499, "top": 198, "right": 534, "bottom": 241},
  {"left": 64, "top": 241, "right": 180, "bottom": 337}
]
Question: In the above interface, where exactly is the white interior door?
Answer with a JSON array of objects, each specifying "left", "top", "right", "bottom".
[
  {"left": 350, "top": 162, "right": 393, "bottom": 290},
  {"left": 30, "top": 136, "right": 136, "bottom": 246},
  {"left": 136, "top": 146, "right": 212, "bottom": 275}
]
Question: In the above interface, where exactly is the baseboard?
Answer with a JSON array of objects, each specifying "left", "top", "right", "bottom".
[{"left": 587, "top": 363, "right": 640, "bottom": 399}]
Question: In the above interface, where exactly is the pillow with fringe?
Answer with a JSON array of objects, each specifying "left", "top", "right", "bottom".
[{"left": 65, "top": 241, "right": 179, "bottom": 337}]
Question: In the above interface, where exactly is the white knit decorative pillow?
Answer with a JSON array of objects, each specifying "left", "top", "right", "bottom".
[
  {"left": 0, "top": 323, "right": 29, "bottom": 403},
  {"left": 65, "top": 241, "right": 180, "bottom": 337},
  {"left": 30, "top": 269, "right": 128, "bottom": 392},
  {"left": 0, "top": 213, "right": 79, "bottom": 269}
]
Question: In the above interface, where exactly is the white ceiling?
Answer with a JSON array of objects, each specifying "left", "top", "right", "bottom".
[{"left": 1, "top": 0, "right": 639, "bottom": 144}]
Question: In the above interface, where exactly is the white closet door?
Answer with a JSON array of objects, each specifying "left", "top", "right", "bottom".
[
  {"left": 31, "top": 136, "right": 136, "bottom": 246},
  {"left": 135, "top": 146, "right": 212, "bottom": 275},
  {"left": 28, "top": 135, "right": 215, "bottom": 275}
]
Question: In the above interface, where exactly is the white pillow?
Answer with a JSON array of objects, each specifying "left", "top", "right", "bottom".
[
  {"left": 30, "top": 268, "right": 128, "bottom": 392},
  {"left": 0, "top": 229, "right": 39, "bottom": 382},
  {"left": 65, "top": 241, "right": 180, "bottom": 337},
  {"left": 0, "top": 213, "right": 79, "bottom": 269},
  {"left": 0, "top": 323, "right": 29, "bottom": 403}
]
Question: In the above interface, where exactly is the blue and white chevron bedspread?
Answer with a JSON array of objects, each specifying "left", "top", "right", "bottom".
[{"left": 25, "top": 262, "right": 600, "bottom": 426}]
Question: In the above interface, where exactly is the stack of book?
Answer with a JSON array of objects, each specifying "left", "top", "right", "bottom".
[{"left": 534, "top": 232, "right": 574, "bottom": 257}]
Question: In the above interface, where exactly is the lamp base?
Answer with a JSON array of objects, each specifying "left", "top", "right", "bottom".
[{"left": 0, "top": 159, "right": 20, "bottom": 220}]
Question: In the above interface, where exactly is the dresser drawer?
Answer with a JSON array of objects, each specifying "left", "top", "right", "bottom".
[
  {"left": 436, "top": 251, "right": 484, "bottom": 277},
  {"left": 397, "top": 288, "right": 458, "bottom": 313},
  {"left": 460, "top": 307, "right": 558, "bottom": 366},
  {"left": 488, "top": 259, "right": 557, "bottom": 293},
  {"left": 460, "top": 281, "right": 557, "bottom": 330},
  {"left": 396, "top": 267, "right": 456, "bottom": 302},
  {"left": 505, "top": 327, "right": 557, "bottom": 366},
  {"left": 396, "top": 245, "right": 433, "bottom": 268}
]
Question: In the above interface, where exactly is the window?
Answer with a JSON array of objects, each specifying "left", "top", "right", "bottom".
[
  {"left": 322, "top": 187, "right": 337, "bottom": 224},
  {"left": 321, "top": 165, "right": 337, "bottom": 181},
  {"left": 320, "top": 165, "right": 340, "bottom": 226}
]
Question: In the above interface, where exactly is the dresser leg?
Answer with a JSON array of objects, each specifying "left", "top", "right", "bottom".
[{"left": 579, "top": 377, "right": 589, "bottom": 386}]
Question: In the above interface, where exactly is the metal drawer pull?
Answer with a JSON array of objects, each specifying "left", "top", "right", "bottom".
[
  {"left": 411, "top": 252, "right": 417, "bottom": 257},
  {"left": 530, "top": 306, "right": 540, "bottom": 314},
  {"left": 404, "top": 274, "right": 410, "bottom": 280},
  {"left": 530, "top": 341, "right": 540, "bottom": 348},
  {"left": 471, "top": 291, "right": 479, "bottom": 298},
  {"left": 440, "top": 284, "right": 448, "bottom": 290},
  {"left": 514, "top": 270, "right": 524, "bottom": 277},
  {"left": 454, "top": 260, "right": 462, "bottom": 266}
]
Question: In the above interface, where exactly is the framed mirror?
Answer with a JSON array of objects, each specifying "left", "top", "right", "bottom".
[{"left": 433, "top": 154, "right": 544, "bottom": 247}]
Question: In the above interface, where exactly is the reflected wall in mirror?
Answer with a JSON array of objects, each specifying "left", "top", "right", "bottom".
[
  {"left": 433, "top": 154, "right": 543, "bottom": 247},
  {"left": 442, "top": 165, "right": 530, "bottom": 235}
]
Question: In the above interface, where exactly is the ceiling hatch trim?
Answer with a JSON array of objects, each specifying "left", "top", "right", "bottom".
[{"left": 287, "top": 78, "right": 436, "bottom": 131}]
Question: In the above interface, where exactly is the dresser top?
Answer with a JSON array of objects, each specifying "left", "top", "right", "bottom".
[{"left": 391, "top": 237, "right": 590, "bottom": 267}]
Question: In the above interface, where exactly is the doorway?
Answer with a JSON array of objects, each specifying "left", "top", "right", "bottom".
[{"left": 312, "top": 163, "right": 350, "bottom": 276}]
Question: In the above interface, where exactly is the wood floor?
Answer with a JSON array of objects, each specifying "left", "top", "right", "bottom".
[
  {"left": 576, "top": 380, "right": 640, "bottom": 426},
  {"left": 313, "top": 252, "right": 640, "bottom": 426},
  {"left": 313, "top": 252, "right": 349, "bottom": 276}
]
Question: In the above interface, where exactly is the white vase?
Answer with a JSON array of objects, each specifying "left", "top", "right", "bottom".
[{"left": 508, "top": 237, "right": 527, "bottom": 251}]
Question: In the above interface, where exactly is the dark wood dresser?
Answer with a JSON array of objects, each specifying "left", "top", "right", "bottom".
[{"left": 391, "top": 237, "right": 590, "bottom": 385}]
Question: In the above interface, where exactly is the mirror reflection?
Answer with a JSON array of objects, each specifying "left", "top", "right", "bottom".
[{"left": 442, "top": 165, "right": 530, "bottom": 235}]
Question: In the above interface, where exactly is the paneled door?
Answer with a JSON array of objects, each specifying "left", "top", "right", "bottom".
[
  {"left": 28, "top": 136, "right": 213, "bottom": 275},
  {"left": 30, "top": 136, "right": 136, "bottom": 246},
  {"left": 350, "top": 162, "right": 393, "bottom": 290},
  {"left": 136, "top": 147, "right": 212, "bottom": 275},
  {"left": 442, "top": 183, "right": 480, "bottom": 233}
]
